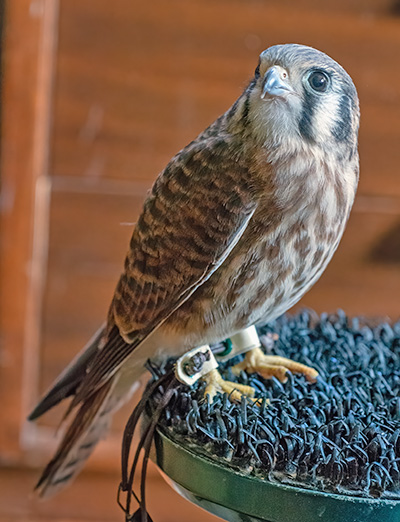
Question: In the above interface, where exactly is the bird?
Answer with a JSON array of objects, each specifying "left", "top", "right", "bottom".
[{"left": 28, "top": 43, "right": 360, "bottom": 498}]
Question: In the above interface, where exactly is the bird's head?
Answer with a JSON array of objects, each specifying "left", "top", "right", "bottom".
[{"left": 246, "top": 44, "right": 360, "bottom": 156}]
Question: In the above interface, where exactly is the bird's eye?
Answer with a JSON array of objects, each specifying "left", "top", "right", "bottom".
[{"left": 308, "top": 71, "right": 329, "bottom": 93}]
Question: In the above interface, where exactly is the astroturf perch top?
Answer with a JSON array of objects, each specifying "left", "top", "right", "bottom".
[{"left": 147, "top": 310, "right": 400, "bottom": 500}]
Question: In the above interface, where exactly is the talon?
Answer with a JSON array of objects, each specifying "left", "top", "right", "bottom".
[
  {"left": 231, "top": 347, "right": 318, "bottom": 383},
  {"left": 202, "top": 369, "right": 256, "bottom": 403}
]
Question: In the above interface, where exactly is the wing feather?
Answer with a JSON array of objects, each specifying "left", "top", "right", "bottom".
[{"left": 74, "top": 136, "right": 258, "bottom": 403}]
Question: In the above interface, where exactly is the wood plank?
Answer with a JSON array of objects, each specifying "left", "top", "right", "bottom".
[
  {"left": 51, "top": 0, "right": 400, "bottom": 198},
  {"left": 39, "top": 187, "right": 146, "bottom": 384},
  {"left": 0, "top": 465, "right": 219, "bottom": 522},
  {"left": 0, "top": 0, "right": 58, "bottom": 460}
]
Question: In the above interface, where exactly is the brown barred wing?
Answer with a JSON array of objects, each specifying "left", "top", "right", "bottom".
[{"left": 75, "top": 138, "right": 257, "bottom": 401}]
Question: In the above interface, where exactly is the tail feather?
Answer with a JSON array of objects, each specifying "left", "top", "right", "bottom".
[
  {"left": 35, "top": 378, "right": 115, "bottom": 498},
  {"left": 28, "top": 325, "right": 106, "bottom": 421},
  {"left": 29, "top": 325, "right": 144, "bottom": 497}
]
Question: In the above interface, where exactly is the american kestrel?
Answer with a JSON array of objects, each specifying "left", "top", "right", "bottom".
[{"left": 29, "top": 44, "right": 359, "bottom": 497}]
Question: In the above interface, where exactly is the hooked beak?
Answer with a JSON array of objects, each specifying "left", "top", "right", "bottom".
[{"left": 261, "top": 66, "right": 294, "bottom": 99}]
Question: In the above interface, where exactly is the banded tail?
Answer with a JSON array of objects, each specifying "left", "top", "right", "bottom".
[
  {"left": 28, "top": 325, "right": 139, "bottom": 498},
  {"left": 35, "top": 378, "right": 115, "bottom": 497}
]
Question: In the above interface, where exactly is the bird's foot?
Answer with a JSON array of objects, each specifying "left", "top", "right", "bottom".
[
  {"left": 202, "top": 369, "right": 256, "bottom": 403},
  {"left": 231, "top": 346, "right": 318, "bottom": 383},
  {"left": 175, "top": 346, "right": 257, "bottom": 403}
]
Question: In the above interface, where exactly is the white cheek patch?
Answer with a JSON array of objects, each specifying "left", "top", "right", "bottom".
[{"left": 312, "top": 92, "right": 341, "bottom": 141}]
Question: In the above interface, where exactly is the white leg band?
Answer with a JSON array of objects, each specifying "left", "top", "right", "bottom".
[
  {"left": 175, "top": 345, "right": 219, "bottom": 386},
  {"left": 216, "top": 325, "right": 261, "bottom": 362},
  {"left": 175, "top": 326, "right": 261, "bottom": 385}
]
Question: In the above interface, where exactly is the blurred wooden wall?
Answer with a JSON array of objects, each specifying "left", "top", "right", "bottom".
[{"left": 0, "top": 0, "right": 399, "bottom": 519}]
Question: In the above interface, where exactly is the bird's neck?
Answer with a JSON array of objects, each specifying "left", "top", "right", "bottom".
[{"left": 215, "top": 92, "right": 358, "bottom": 219}]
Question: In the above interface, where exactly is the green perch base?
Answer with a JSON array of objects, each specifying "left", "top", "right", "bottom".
[{"left": 153, "top": 429, "right": 400, "bottom": 522}]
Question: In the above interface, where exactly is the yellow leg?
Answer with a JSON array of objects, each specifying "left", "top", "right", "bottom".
[
  {"left": 202, "top": 369, "right": 256, "bottom": 403},
  {"left": 231, "top": 347, "right": 318, "bottom": 383}
]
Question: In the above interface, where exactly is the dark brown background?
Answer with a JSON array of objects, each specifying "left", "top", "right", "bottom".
[{"left": 0, "top": 1, "right": 399, "bottom": 521}]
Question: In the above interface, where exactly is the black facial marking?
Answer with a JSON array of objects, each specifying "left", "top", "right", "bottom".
[
  {"left": 254, "top": 62, "right": 261, "bottom": 79},
  {"left": 242, "top": 92, "right": 251, "bottom": 125},
  {"left": 332, "top": 95, "right": 352, "bottom": 142},
  {"left": 227, "top": 99, "right": 239, "bottom": 120},
  {"left": 298, "top": 89, "right": 316, "bottom": 142},
  {"left": 241, "top": 79, "right": 256, "bottom": 127}
]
